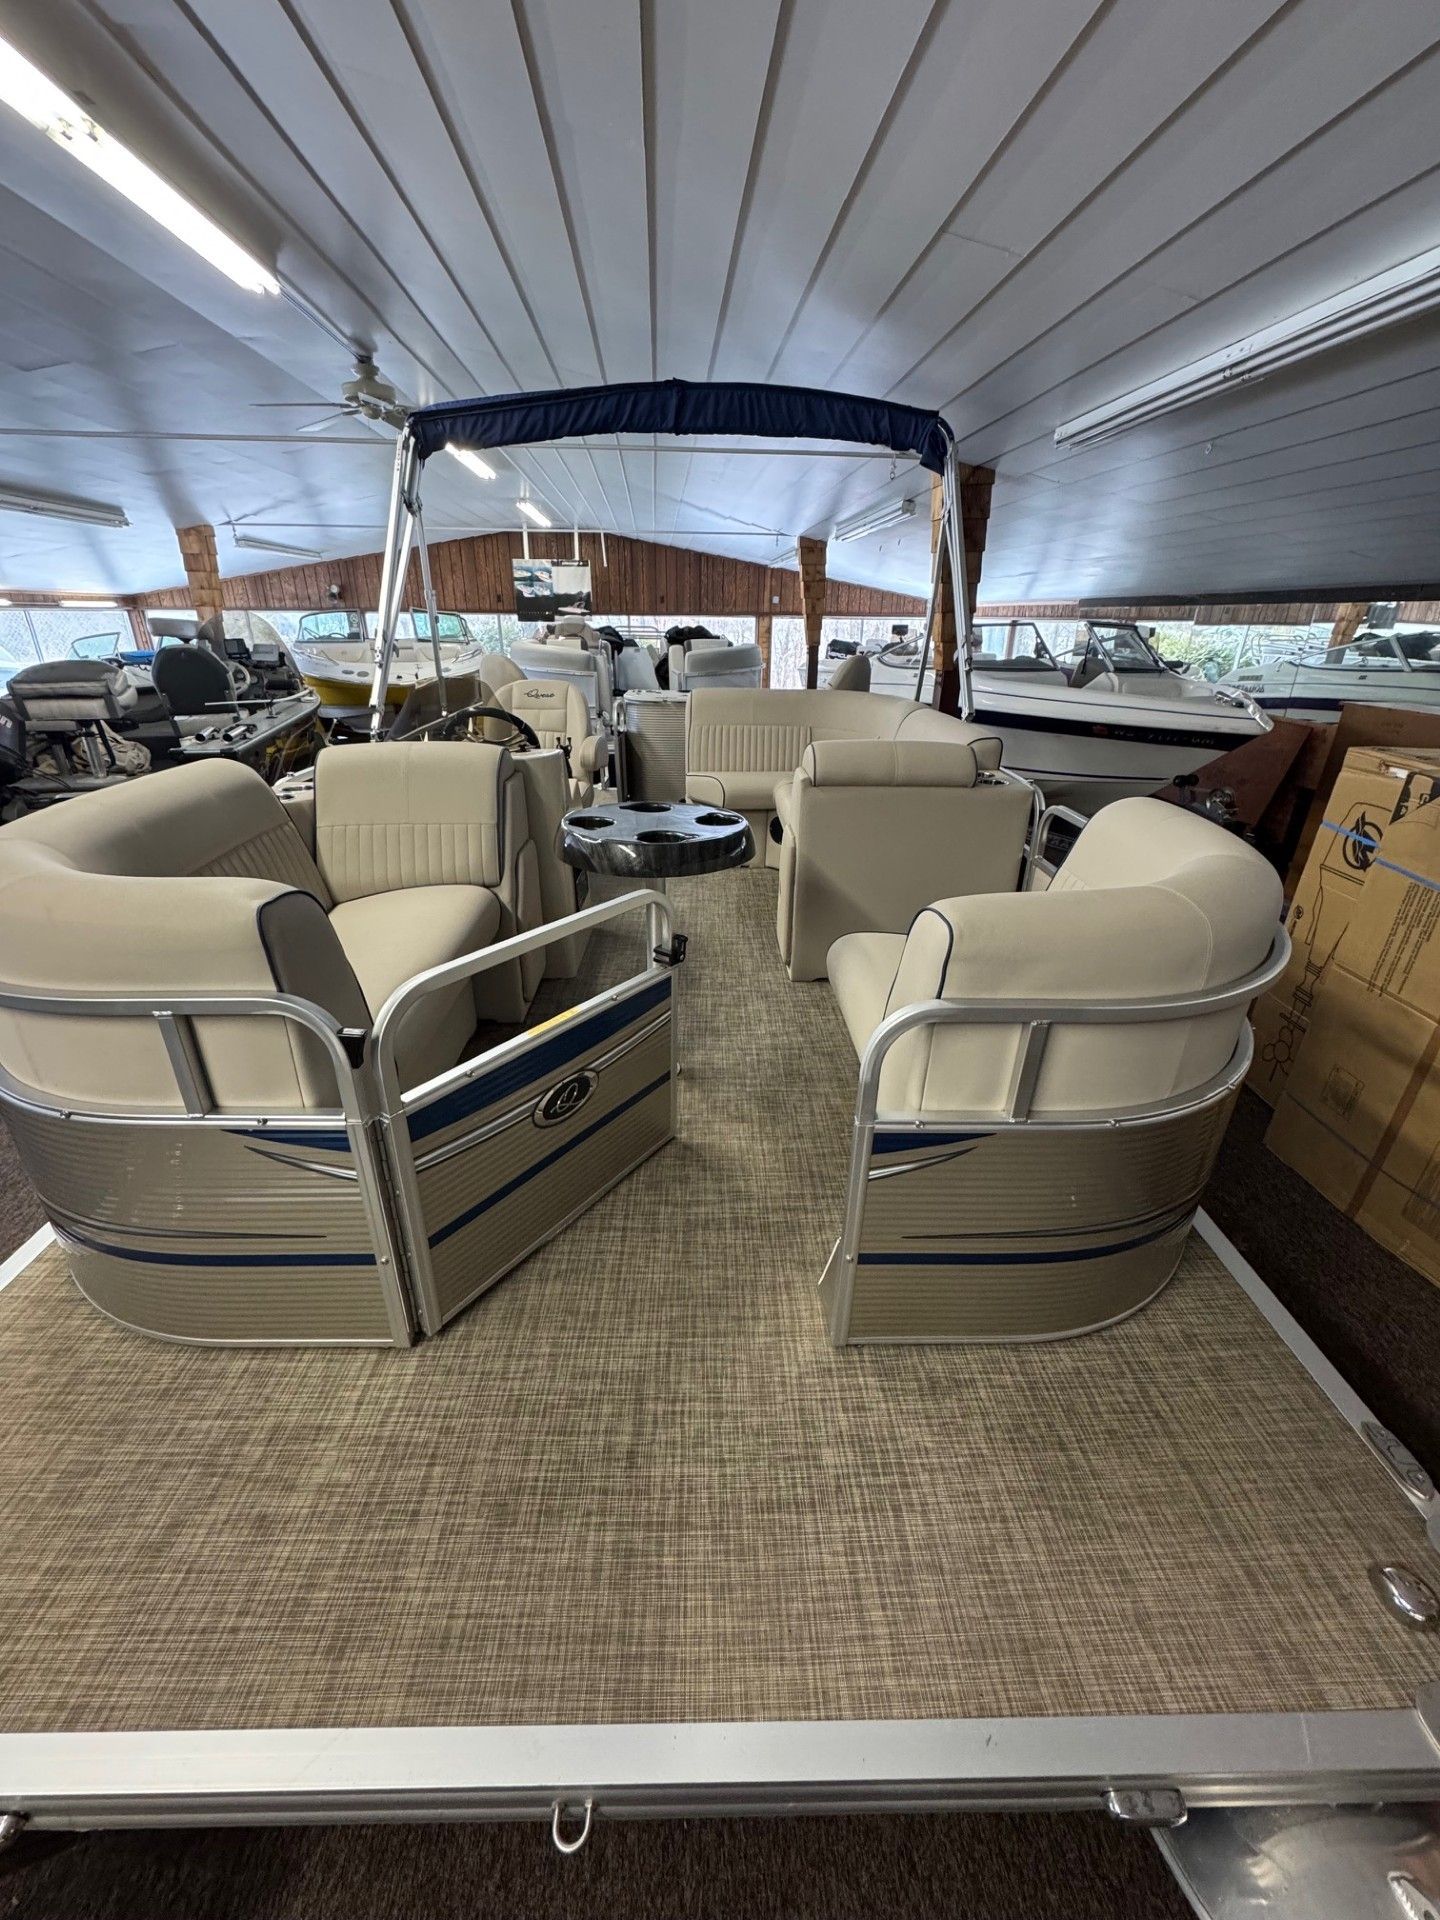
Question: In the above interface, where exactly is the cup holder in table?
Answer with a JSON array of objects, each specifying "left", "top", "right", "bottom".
[
  {"left": 636, "top": 829, "right": 696, "bottom": 845},
  {"left": 693, "top": 811, "right": 742, "bottom": 827},
  {"left": 567, "top": 814, "right": 613, "bottom": 829},
  {"left": 626, "top": 801, "right": 673, "bottom": 813}
]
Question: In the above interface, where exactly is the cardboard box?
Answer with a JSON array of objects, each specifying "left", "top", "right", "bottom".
[
  {"left": 1247, "top": 745, "right": 1440, "bottom": 1105},
  {"left": 1265, "top": 753, "right": 1440, "bottom": 1285}
]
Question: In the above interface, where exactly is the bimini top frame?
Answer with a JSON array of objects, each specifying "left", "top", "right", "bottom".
[{"left": 367, "top": 379, "right": 967, "bottom": 735}]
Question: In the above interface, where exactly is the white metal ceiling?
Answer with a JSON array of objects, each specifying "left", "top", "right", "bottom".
[{"left": 0, "top": 0, "right": 1435, "bottom": 602}]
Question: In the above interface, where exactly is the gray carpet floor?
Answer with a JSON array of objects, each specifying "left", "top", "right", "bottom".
[{"left": 2, "top": 1063, "right": 1436, "bottom": 1914}]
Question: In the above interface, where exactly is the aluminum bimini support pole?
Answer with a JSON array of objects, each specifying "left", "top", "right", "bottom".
[
  {"left": 369, "top": 429, "right": 422, "bottom": 739},
  {"left": 413, "top": 506, "right": 448, "bottom": 716}
]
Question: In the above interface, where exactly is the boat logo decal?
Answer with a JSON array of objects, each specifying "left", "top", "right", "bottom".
[{"left": 534, "top": 1070, "right": 599, "bottom": 1128}]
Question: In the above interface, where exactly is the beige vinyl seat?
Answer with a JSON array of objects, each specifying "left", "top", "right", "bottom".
[
  {"left": 511, "top": 619, "right": 616, "bottom": 732},
  {"left": 822, "top": 798, "right": 1285, "bottom": 1344},
  {"left": 481, "top": 676, "right": 608, "bottom": 804},
  {"left": 0, "top": 744, "right": 544, "bottom": 1114},
  {"left": 669, "top": 639, "right": 765, "bottom": 692},
  {"left": 774, "top": 740, "right": 1033, "bottom": 980},
  {"left": 686, "top": 686, "right": 1004, "bottom": 865}
]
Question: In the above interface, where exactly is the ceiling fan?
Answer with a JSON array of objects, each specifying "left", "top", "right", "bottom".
[{"left": 250, "top": 352, "right": 407, "bottom": 435}]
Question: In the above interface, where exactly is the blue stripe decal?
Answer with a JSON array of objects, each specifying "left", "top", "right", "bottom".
[
  {"left": 858, "top": 1210, "right": 1190, "bottom": 1268},
  {"left": 428, "top": 1071, "right": 671, "bottom": 1249},
  {"left": 1321, "top": 818, "right": 1440, "bottom": 895},
  {"left": 57, "top": 1223, "right": 374, "bottom": 1269},
  {"left": 231, "top": 1128, "right": 352, "bottom": 1151},
  {"left": 410, "top": 977, "right": 671, "bottom": 1144},
  {"left": 873, "top": 1130, "right": 990, "bottom": 1154}
]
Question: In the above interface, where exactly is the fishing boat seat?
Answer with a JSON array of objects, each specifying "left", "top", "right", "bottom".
[
  {"left": 821, "top": 797, "right": 1286, "bottom": 1343},
  {"left": 827, "top": 653, "right": 871, "bottom": 692},
  {"left": 479, "top": 677, "right": 609, "bottom": 804},
  {"left": 150, "top": 640, "right": 237, "bottom": 729},
  {"left": 686, "top": 687, "right": 1003, "bottom": 866},
  {"left": 773, "top": 741, "right": 1033, "bottom": 981}
]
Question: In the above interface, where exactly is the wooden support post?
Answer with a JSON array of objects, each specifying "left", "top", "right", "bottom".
[
  {"left": 755, "top": 607, "right": 773, "bottom": 688},
  {"left": 1329, "top": 602, "right": 1367, "bottom": 648},
  {"left": 930, "top": 465, "right": 995, "bottom": 714},
  {"left": 798, "top": 536, "right": 827, "bottom": 690},
  {"left": 175, "top": 523, "right": 224, "bottom": 625}
]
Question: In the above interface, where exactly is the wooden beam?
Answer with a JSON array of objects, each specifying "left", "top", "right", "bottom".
[
  {"left": 175, "top": 523, "right": 223, "bottom": 623},
  {"left": 797, "top": 536, "right": 827, "bottom": 689},
  {"left": 931, "top": 464, "right": 995, "bottom": 714},
  {"left": 755, "top": 607, "right": 773, "bottom": 688},
  {"left": 1329, "top": 602, "right": 1368, "bottom": 647}
]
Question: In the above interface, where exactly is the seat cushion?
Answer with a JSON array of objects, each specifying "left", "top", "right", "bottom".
[
  {"left": 827, "top": 932, "right": 907, "bottom": 1059},
  {"left": 329, "top": 884, "right": 502, "bottom": 1087}
]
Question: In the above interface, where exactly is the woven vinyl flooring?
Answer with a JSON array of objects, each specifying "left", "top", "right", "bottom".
[{"left": 2, "top": 867, "right": 1437, "bottom": 1734}]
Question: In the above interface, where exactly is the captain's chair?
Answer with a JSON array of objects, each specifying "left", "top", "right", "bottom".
[
  {"left": 481, "top": 678, "right": 608, "bottom": 804},
  {"left": 510, "top": 635, "right": 614, "bottom": 733},
  {"left": 821, "top": 798, "right": 1286, "bottom": 1345},
  {"left": 151, "top": 642, "right": 235, "bottom": 731}
]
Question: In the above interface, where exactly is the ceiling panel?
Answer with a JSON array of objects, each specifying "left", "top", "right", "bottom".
[{"left": 0, "top": 0, "right": 1434, "bottom": 604}]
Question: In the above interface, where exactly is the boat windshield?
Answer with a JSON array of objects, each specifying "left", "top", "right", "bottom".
[
  {"left": 68, "top": 631, "right": 126, "bottom": 660},
  {"left": 1291, "top": 629, "right": 1440, "bottom": 673},
  {"left": 970, "top": 620, "right": 1058, "bottom": 670},
  {"left": 1080, "top": 622, "right": 1169, "bottom": 674},
  {"left": 297, "top": 610, "right": 367, "bottom": 648}
]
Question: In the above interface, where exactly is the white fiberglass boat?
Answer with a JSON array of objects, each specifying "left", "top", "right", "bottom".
[
  {"left": 963, "top": 621, "right": 1271, "bottom": 812},
  {"left": 290, "top": 610, "right": 490, "bottom": 711},
  {"left": 1219, "top": 626, "right": 1440, "bottom": 721}
]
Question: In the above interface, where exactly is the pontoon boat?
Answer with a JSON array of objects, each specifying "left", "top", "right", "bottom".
[{"left": 0, "top": 382, "right": 1435, "bottom": 1895}]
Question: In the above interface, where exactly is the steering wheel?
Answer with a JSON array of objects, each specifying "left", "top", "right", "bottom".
[{"left": 422, "top": 701, "right": 543, "bottom": 751}]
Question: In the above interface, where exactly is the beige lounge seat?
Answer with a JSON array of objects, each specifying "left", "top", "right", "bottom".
[
  {"left": 774, "top": 740, "right": 1033, "bottom": 980},
  {"left": 0, "top": 744, "right": 543, "bottom": 1114},
  {"left": 481, "top": 677, "right": 608, "bottom": 804},
  {"left": 822, "top": 798, "right": 1285, "bottom": 1343},
  {"left": 686, "top": 686, "right": 1004, "bottom": 864}
]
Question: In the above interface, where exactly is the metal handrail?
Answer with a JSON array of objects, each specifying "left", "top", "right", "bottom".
[
  {"left": 370, "top": 888, "right": 674, "bottom": 1111},
  {"left": 0, "top": 983, "right": 367, "bottom": 1123},
  {"left": 1033, "top": 802, "right": 1089, "bottom": 876},
  {"left": 855, "top": 925, "right": 1291, "bottom": 1128}
]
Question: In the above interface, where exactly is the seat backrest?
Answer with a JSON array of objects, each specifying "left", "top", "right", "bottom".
[
  {"left": 676, "top": 642, "right": 764, "bottom": 692},
  {"left": 828, "top": 653, "right": 871, "bottom": 692},
  {"left": 510, "top": 638, "right": 613, "bottom": 729},
  {"left": 7, "top": 659, "right": 140, "bottom": 730},
  {"left": 477, "top": 652, "right": 526, "bottom": 692},
  {"left": 876, "top": 797, "right": 1282, "bottom": 1117},
  {"left": 685, "top": 687, "right": 1001, "bottom": 812},
  {"left": 489, "top": 677, "right": 592, "bottom": 753},
  {"left": 152, "top": 643, "right": 234, "bottom": 718},
  {"left": 779, "top": 742, "right": 1032, "bottom": 979},
  {"left": 312, "top": 740, "right": 513, "bottom": 902},
  {"left": 0, "top": 760, "right": 366, "bottom": 1113}
]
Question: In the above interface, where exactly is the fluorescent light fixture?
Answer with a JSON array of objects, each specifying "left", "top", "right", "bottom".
[
  {"left": 0, "top": 35, "right": 279, "bottom": 295},
  {"left": 517, "top": 499, "right": 551, "bottom": 527},
  {"left": 1055, "top": 242, "right": 1440, "bottom": 449},
  {"left": 833, "top": 496, "right": 917, "bottom": 542},
  {"left": 60, "top": 598, "right": 117, "bottom": 608},
  {"left": 446, "top": 444, "right": 497, "bottom": 481},
  {"left": 231, "top": 532, "right": 323, "bottom": 560},
  {"left": 0, "top": 597, "right": 10, "bottom": 607},
  {"left": 0, "top": 483, "right": 128, "bottom": 528}
]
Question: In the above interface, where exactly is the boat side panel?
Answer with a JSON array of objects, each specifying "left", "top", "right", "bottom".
[{"left": 0, "top": 1096, "right": 393, "bottom": 1344}]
